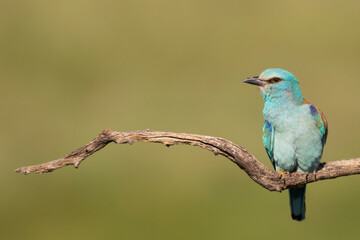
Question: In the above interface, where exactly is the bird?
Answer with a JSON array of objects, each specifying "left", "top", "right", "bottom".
[{"left": 243, "top": 68, "right": 328, "bottom": 221}]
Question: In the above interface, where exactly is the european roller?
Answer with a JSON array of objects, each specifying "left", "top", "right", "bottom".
[{"left": 243, "top": 68, "right": 328, "bottom": 221}]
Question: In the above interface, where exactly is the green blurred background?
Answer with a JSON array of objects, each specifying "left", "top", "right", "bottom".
[{"left": 1, "top": 0, "right": 360, "bottom": 239}]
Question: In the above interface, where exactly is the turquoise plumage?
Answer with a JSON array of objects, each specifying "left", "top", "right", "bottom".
[{"left": 244, "top": 68, "right": 328, "bottom": 221}]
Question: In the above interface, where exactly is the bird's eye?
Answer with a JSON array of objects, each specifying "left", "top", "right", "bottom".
[{"left": 269, "top": 77, "right": 282, "bottom": 84}]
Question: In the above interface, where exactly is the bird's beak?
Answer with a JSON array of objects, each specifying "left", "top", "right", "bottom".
[{"left": 243, "top": 76, "right": 265, "bottom": 86}]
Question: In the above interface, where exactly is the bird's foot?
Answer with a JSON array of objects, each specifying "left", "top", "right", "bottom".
[{"left": 276, "top": 170, "right": 289, "bottom": 179}]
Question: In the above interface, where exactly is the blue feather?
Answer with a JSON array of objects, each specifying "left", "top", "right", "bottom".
[{"left": 262, "top": 120, "right": 275, "bottom": 169}]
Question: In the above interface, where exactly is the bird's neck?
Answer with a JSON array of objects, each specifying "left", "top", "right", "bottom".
[{"left": 263, "top": 93, "right": 304, "bottom": 122}]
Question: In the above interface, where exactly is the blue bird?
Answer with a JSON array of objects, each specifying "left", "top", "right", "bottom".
[{"left": 243, "top": 68, "right": 328, "bottom": 221}]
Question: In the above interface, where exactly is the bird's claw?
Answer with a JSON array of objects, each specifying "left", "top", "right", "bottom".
[{"left": 276, "top": 170, "right": 289, "bottom": 179}]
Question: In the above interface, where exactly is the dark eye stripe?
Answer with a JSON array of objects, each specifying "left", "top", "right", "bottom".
[{"left": 266, "top": 77, "right": 282, "bottom": 84}]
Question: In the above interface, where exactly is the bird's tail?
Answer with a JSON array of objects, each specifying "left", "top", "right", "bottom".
[{"left": 289, "top": 185, "right": 306, "bottom": 221}]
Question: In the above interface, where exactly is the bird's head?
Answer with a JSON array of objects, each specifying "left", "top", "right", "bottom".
[{"left": 243, "top": 68, "right": 303, "bottom": 104}]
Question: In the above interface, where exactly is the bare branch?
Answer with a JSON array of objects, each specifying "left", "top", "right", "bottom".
[{"left": 15, "top": 129, "right": 360, "bottom": 192}]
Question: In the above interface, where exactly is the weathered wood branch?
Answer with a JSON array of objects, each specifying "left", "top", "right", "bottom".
[{"left": 15, "top": 129, "right": 360, "bottom": 192}]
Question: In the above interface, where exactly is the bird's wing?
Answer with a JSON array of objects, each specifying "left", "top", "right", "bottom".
[
  {"left": 308, "top": 104, "right": 328, "bottom": 147},
  {"left": 303, "top": 99, "right": 328, "bottom": 146},
  {"left": 262, "top": 120, "right": 276, "bottom": 169}
]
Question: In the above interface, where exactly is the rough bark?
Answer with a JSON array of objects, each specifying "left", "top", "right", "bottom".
[{"left": 15, "top": 129, "right": 360, "bottom": 192}]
